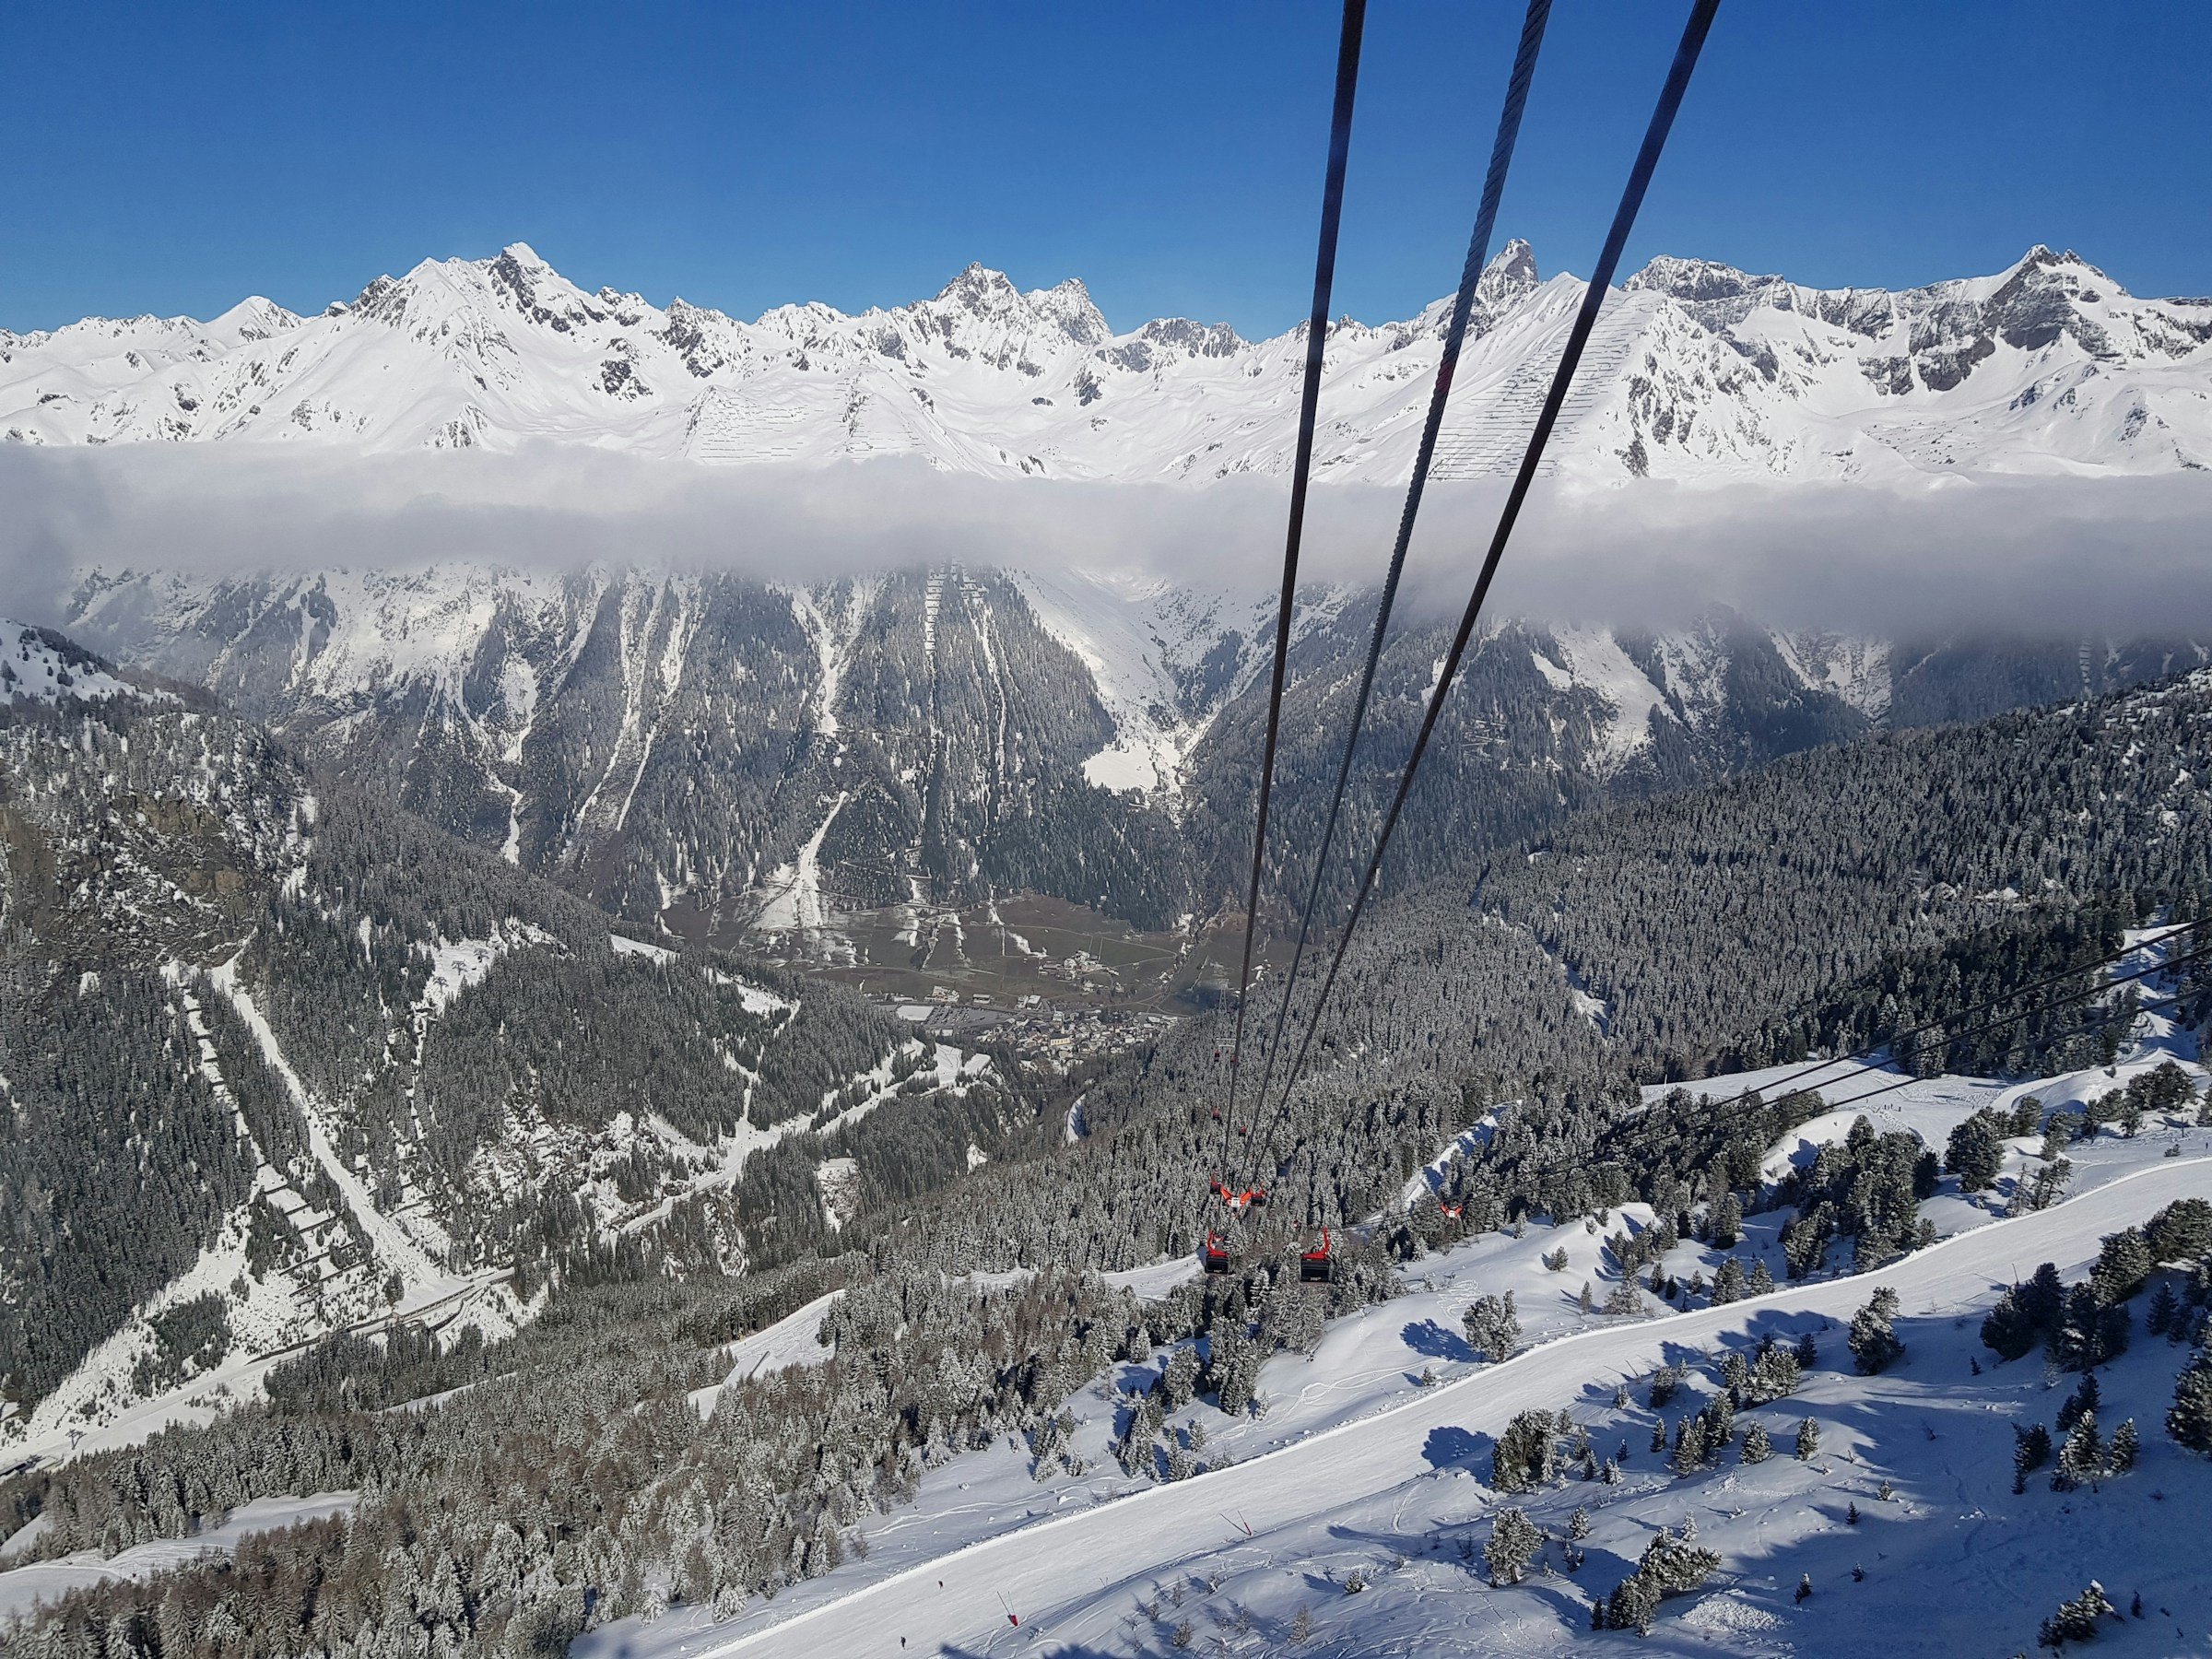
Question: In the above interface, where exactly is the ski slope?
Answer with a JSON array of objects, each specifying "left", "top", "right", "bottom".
[{"left": 656, "top": 1161, "right": 2212, "bottom": 1658}]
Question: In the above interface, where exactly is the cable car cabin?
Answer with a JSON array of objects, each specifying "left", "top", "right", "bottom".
[
  {"left": 1299, "top": 1230, "right": 1333, "bottom": 1284},
  {"left": 1202, "top": 1231, "right": 1233, "bottom": 1275}
]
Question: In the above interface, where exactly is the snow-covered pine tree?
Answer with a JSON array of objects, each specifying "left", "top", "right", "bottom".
[
  {"left": 2108, "top": 1418, "right": 2138, "bottom": 1473},
  {"left": 2166, "top": 1346, "right": 2212, "bottom": 1453},
  {"left": 1849, "top": 1287, "right": 1905, "bottom": 1374},
  {"left": 1486, "top": 1506, "right": 1543, "bottom": 1585},
  {"left": 2147, "top": 1280, "right": 2181, "bottom": 1338},
  {"left": 1462, "top": 1292, "right": 1521, "bottom": 1362},
  {"left": 2037, "top": 1581, "right": 2116, "bottom": 1647},
  {"left": 2056, "top": 1371, "right": 2100, "bottom": 1432},
  {"left": 2051, "top": 1411, "right": 2102, "bottom": 1491},
  {"left": 1712, "top": 1193, "right": 1743, "bottom": 1249},
  {"left": 2012, "top": 1422, "right": 2053, "bottom": 1492},
  {"left": 1492, "top": 1409, "right": 1559, "bottom": 1494}
]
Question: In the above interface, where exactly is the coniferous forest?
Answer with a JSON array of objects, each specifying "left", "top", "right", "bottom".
[{"left": 4, "top": 619, "right": 2211, "bottom": 1657}]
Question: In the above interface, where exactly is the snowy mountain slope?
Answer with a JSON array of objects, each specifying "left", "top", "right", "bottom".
[
  {"left": 0, "top": 619, "right": 163, "bottom": 707},
  {"left": 7, "top": 241, "right": 2208, "bottom": 480},
  {"left": 588, "top": 1154, "right": 2212, "bottom": 1659},
  {"left": 0, "top": 648, "right": 985, "bottom": 1457},
  {"left": 52, "top": 563, "right": 2208, "bottom": 948},
  {"left": 577, "top": 966, "right": 2212, "bottom": 1658}
]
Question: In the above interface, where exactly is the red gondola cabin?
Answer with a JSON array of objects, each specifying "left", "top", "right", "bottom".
[{"left": 1202, "top": 1231, "right": 1233, "bottom": 1274}]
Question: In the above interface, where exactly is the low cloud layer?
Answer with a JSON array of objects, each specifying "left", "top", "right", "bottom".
[{"left": 3, "top": 442, "right": 2208, "bottom": 641}]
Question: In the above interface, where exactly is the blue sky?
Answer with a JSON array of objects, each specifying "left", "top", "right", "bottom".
[{"left": 5, "top": 0, "right": 2206, "bottom": 335}]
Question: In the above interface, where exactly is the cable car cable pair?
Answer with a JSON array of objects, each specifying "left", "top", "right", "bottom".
[
  {"left": 1238, "top": 0, "right": 1724, "bottom": 1194},
  {"left": 1250, "top": 0, "right": 1555, "bottom": 1167},
  {"left": 1219, "top": 0, "right": 1367, "bottom": 1182},
  {"left": 1205, "top": 0, "right": 1723, "bottom": 1277}
]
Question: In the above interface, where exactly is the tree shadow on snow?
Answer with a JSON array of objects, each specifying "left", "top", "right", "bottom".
[
  {"left": 1422, "top": 1424, "right": 1488, "bottom": 1472},
  {"left": 1403, "top": 1318, "right": 1476, "bottom": 1362}
]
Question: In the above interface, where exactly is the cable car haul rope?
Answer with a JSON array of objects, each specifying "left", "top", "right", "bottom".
[{"left": 1206, "top": 0, "right": 1724, "bottom": 1277}]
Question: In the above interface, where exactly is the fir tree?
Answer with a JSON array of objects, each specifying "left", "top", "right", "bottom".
[
  {"left": 1742, "top": 1422, "right": 1773, "bottom": 1464},
  {"left": 2056, "top": 1371, "right": 2100, "bottom": 1432},
  {"left": 2037, "top": 1581, "right": 2116, "bottom": 1648},
  {"left": 2052, "top": 1411, "right": 2102, "bottom": 1492},
  {"left": 1795, "top": 1418, "right": 1819, "bottom": 1461},
  {"left": 1849, "top": 1286, "right": 1905, "bottom": 1374},
  {"left": 2147, "top": 1196, "right": 2212, "bottom": 1263},
  {"left": 2089, "top": 1229, "right": 2154, "bottom": 1305},
  {"left": 1462, "top": 1292, "right": 1521, "bottom": 1363},
  {"left": 2166, "top": 1347, "right": 2212, "bottom": 1453},
  {"left": 1486, "top": 1506, "right": 1543, "bottom": 1586},
  {"left": 1492, "top": 1409, "right": 1559, "bottom": 1494},
  {"left": 2108, "top": 1417, "right": 2138, "bottom": 1474},
  {"left": 1944, "top": 1112, "right": 2006, "bottom": 1192},
  {"left": 2049, "top": 1282, "right": 2130, "bottom": 1372},
  {"left": 2012, "top": 1423, "right": 2053, "bottom": 1493},
  {"left": 2147, "top": 1280, "right": 2180, "bottom": 1338},
  {"left": 1711, "top": 1193, "right": 1743, "bottom": 1249}
]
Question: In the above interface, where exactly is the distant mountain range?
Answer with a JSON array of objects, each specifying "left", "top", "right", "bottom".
[
  {"left": 51, "top": 563, "right": 2208, "bottom": 950},
  {"left": 6, "top": 241, "right": 2209, "bottom": 481}
]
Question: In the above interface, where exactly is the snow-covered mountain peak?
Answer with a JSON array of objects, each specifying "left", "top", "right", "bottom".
[
  {"left": 6, "top": 241, "right": 2210, "bottom": 480},
  {"left": 1629, "top": 253, "right": 1777, "bottom": 304},
  {"left": 1027, "top": 275, "right": 1112, "bottom": 346},
  {"left": 1479, "top": 237, "right": 1541, "bottom": 304},
  {"left": 203, "top": 296, "right": 302, "bottom": 346},
  {"left": 935, "top": 261, "right": 1025, "bottom": 315}
]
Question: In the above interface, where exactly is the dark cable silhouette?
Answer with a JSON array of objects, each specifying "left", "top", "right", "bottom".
[
  {"left": 1249, "top": 0, "right": 1556, "bottom": 1172},
  {"left": 1220, "top": 0, "right": 1368, "bottom": 1174},
  {"left": 1259, "top": 0, "right": 1724, "bottom": 1152}
]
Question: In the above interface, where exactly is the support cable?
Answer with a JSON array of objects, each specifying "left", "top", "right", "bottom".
[
  {"left": 1815, "top": 985, "right": 2196, "bottom": 1118},
  {"left": 1726, "top": 939, "right": 2212, "bottom": 1112},
  {"left": 1220, "top": 0, "right": 1368, "bottom": 1176},
  {"left": 1249, "top": 0, "right": 1555, "bottom": 1152},
  {"left": 1256, "top": 0, "right": 1723, "bottom": 1159}
]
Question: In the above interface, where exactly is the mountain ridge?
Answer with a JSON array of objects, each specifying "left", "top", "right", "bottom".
[{"left": 7, "top": 241, "right": 2209, "bottom": 481}]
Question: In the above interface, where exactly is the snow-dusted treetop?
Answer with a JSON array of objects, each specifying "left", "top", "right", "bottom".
[{"left": 4, "top": 241, "right": 2208, "bottom": 484}]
